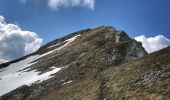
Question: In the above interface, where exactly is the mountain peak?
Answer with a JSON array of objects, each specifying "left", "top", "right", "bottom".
[
  {"left": 0, "top": 26, "right": 150, "bottom": 99},
  {"left": 40, "top": 26, "right": 130, "bottom": 51}
]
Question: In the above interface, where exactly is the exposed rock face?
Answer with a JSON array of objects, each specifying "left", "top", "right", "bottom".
[
  {"left": 0, "top": 26, "right": 149, "bottom": 100},
  {"left": 105, "top": 40, "right": 147, "bottom": 67}
]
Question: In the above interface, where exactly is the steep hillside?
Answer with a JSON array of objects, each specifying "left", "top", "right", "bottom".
[
  {"left": 0, "top": 26, "right": 151, "bottom": 100},
  {"left": 99, "top": 46, "right": 170, "bottom": 100},
  {"left": 40, "top": 47, "right": 170, "bottom": 100}
]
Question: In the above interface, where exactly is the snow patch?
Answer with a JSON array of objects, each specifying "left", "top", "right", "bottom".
[
  {"left": 0, "top": 55, "right": 39, "bottom": 77},
  {"left": 47, "top": 35, "right": 80, "bottom": 49},
  {"left": 47, "top": 43, "right": 60, "bottom": 48},
  {"left": 0, "top": 66, "right": 65, "bottom": 96},
  {"left": 0, "top": 59, "right": 8, "bottom": 64},
  {"left": 62, "top": 80, "right": 73, "bottom": 85}
]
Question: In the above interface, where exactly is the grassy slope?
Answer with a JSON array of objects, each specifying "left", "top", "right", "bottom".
[
  {"left": 102, "top": 47, "right": 170, "bottom": 100},
  {"left": 40, "top": 47, "right": 170, "bottom": 100}
]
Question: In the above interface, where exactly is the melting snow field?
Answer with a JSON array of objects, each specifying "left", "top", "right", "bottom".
[
  {"left": 0, "top": 35, "right": 80, "bottom": 96},
  {"left": 48, "top": 35, "right": 81, "bottom": 49},
  {"left": 0, "top": 66, "right": 63, "bottom": 96}
]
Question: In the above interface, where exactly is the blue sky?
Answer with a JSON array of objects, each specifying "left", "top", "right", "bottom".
[
  {"left": 0, "top": 0, "right": 170, "bottom": 62},
  {"left": 0, "top": 0, "right": 170, "bottom": 44}
]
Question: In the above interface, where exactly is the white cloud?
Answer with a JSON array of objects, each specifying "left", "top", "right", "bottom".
[
  {"left": 20, "top": 0, "right": 95, "bottom": 10},
  {"left": 0, "top": 16, "right": 5, "bottom": 23},
  {"left": 0, "top": 16, "right": 43, "bottom": 64},
  {"left": 48, "top": 0, "right": 95, "bottom": 10},
  {"left": 135, "top": 35, "right": 170, "bottom": 53}
]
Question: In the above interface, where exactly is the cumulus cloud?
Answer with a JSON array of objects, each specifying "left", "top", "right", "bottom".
[
  {"left": 135, "top": 35, "right": 170, "bottom": 53},
  {"left": 0, "top": 16, "right": 43, "bottom": 64},
  {"left": 48, "top": 0, "right": 95, "bottom": 10},
  {"left": 20, "top": 0, "right": 95, "bottom": 10}
]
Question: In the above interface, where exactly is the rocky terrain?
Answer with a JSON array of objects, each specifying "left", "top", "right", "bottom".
[{"left": 0, "top": 26, "right": 169, "bottom": 100}]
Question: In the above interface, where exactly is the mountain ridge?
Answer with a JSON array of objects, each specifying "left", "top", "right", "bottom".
[{"left": 0, "top": 26, "right": 169, "bottom": 100}]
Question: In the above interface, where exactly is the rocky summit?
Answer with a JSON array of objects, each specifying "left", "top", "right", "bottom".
[{"left": 0, "top": 26, "right": 170, "bottom": 100}]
